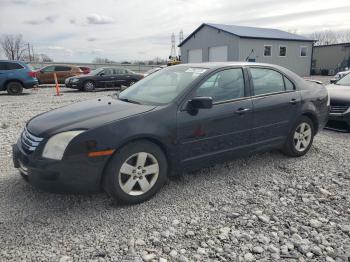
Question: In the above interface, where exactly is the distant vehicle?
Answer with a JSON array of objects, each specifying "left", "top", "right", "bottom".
[
  {"left": 144, "top": 66, "right": 166, "bottom": 77},
  {"left": 326, "top": 73, "right": 350, "bottom": 130},
  {"left": 0, "top": 60, "right": 38, "bottom": 95},
  {"left": 13, "top": 63, "right": 329, "bottom": 204},
  {"left": 330, "top": 69, "right": 350, "bottom": 84},
  {"left": 36, "top": 65, "right": 83, "bottom": 84},
  {"left": 79, "top": 66, "right": 91, "bottom": 75},
  {"left": 65, "top": 67, "right": 144, "bottom": 91}
]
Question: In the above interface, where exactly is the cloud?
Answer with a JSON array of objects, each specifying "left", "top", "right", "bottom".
[
  {"left": 24, "top": 15, "right": 58, "bottom": 25},
  {"left": 86, "top": 14, "right": 114, "bottom": 24}
]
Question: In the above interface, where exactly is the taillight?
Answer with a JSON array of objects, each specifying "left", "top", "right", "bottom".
[{"left": 28, "top": 71, "right": 37, "bottom": 78}]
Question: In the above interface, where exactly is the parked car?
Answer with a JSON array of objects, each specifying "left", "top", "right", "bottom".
[
  {"left": 326, "top": 73, "right": 350, "bottom": 130},
  {"left": 0, "top": 60, "right": 38, "bottom": 95},
  {"left": 65, "top": 67, "right": 144, "bottom": 91},
  {"left": 13, "top": 63, "right": 329, "bottom": 204},
  {"left": 36, "top": 65, "right": 83, "bottom": 84},
  {"left": 79, "top": 66, "right": 91, "bottom": 74},
  {"left": 330, "top": 69, "right": 350, "bottom": 84}
]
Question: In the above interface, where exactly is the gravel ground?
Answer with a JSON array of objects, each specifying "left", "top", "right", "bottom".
[{"left": 0, "top": 87, "right": 349, "bottom": 262}]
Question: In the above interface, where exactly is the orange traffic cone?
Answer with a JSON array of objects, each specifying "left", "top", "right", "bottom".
[{"left": 53, "top": 73, "right": 62, "bottom": 96}]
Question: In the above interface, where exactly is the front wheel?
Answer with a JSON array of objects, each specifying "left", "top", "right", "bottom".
[
  {"left": 103, "top": 141, "right": 168, "bottom": 204},
  {"left": 282, "top": 116, "right": 315, "bottom": 157},
  {"left": 83, "top": 81, "right": 95, "bottom": 92}
]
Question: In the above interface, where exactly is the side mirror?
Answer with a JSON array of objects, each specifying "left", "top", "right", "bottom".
[
  {"left": 187, "top": 97, "right": 213, "bottom": 112},
  {"left": 99, "top": 73, "right": 105, "bottom": 77},
  {"left": 330, "top": 79, "right": 337, "bottom": 84}
]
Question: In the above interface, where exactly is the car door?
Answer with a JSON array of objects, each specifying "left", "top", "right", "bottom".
[
  {"left": 99, "top": 68, "right": 115, "bottom": 88},
  {"left": 114, "top": 68, "right": 129, "bottom": 86},
  {"left": 248, "top": 67, "right": 301, "bottom": 145},
  {"left": 0, "top": 62, "right": 8, "bottom": 89},
  {"left": 38, "top": 66, "right": 55, "bottom": 84},
  {"left": 54, "top": 66, "right": 71, "bottom": 83},
  {"left": 177, "top": 67, "right": 254, "bottom": 168}
]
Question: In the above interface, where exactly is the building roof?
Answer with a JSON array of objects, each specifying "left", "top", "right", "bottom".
[{"left": 179, "top": 23, "right": 315, "bottom": 47}]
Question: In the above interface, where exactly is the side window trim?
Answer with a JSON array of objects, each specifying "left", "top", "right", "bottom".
[{"left": 248, "top": 66, "right": 296, "bottom": 97}]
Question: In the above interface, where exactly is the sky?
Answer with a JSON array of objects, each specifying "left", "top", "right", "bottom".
[{"left": 0, "top": 0, "right": 350, "bottom": 62}]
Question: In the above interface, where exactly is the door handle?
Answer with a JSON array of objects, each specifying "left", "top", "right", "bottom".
[
  {"left": 289, "top": 98, "right": 298, "bottom": 105},
  {"left": 235, "top": 108, "right": 251, "bottom": 115}
]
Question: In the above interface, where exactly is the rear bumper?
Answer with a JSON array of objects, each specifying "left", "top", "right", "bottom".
[
  {"left": 23, "top": 79, "right": 39, "bottom": 89},
  {"left": 12, "top": 142, "right": 105, "bottom": 193}
]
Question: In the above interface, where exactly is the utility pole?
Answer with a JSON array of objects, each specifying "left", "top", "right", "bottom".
[{"left": 27, "top": 43, "right": 31, "bottom": 62}]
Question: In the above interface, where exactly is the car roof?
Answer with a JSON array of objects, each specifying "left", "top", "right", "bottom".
[{"left": 175, "top": 62, "right": 286, "bottom": 70}]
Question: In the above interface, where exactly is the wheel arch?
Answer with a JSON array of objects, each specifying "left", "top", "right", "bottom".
[
  {"left": 301, "top": 111, "right": 319, "bottom": 134},
  {"left": 4, "top": 79, "right": 24, "bottom": 88}
]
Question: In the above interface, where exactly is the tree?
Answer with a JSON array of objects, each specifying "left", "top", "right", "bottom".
[
  {"left": 0, "top": 34, "right": 27, "bottom": 60},
  {"left": 310, "top": 30, "right": 350, "bottom": 46}
]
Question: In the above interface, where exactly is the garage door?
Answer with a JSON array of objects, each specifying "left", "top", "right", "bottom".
[
  {"left": 209, "top": 46, "right": 228, "bottom": 62},
  {"left": 188, "top": 49, "right": 203, "bottom": 63}
]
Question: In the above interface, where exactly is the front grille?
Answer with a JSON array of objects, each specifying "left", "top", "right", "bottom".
[
  {"left": 330, "top": 105, "right": 349, "bottom": 114},
  {"left": 21, "top": 127, "right": 43, "bottom": 153}
]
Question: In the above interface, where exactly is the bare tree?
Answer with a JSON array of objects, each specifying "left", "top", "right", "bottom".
[
  {"left": 311, "top": 30, "right": 350, "bottom": 46},
  {"left": 0, "top": 34, "right": 27, "bottom": 60}
]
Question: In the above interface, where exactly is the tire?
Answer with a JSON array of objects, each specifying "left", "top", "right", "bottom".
[
  {"left": 282, "top": 116, "right": 315, "bottom": 157},
  {"left": 83, "top": 80, "right": 95, "bottom": 92},
  {"left": 103, "top": 140, "right": 168, "bottom": 204},
  {"left": 6, "top": 81, "right": 23, "bottom": 95}
]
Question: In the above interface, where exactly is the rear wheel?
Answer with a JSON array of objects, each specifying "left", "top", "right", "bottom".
[
  {"left": 104, "top": 141, "right": 167, "bottom": 204},
  {"left": 83, "top": 80, "right": 95, "bottom": 92},
  {"left": 6, "top": 82, "right": 23, "bottom": 95},
  {"left": 282, "top": 116, "right": 314, "bottom": 157}
]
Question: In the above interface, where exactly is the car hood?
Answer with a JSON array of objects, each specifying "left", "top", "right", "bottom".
[
  {"left": 326, "top": 84, "right": 350, "bottom": 105},
  {"left": 27, "top": 95, "right": 156, "bottom": 137}
]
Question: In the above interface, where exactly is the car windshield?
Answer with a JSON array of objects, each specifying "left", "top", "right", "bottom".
[
  {"left": 336, "top": 73, "right": 350, "bottom": 86},
  {"left": 90, "top": 68, "right": 104, "bottom": 75},
  {"left": 119, "top": 66, "right": 207, "bottom": 105}
]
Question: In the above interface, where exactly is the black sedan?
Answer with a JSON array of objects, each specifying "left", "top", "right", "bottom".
[
  {"left": 13, "top": 63, "right": 329, "bottom": 204},
  {"left": 65, "top": 67, "right": 144, "bottom": 91},
  {"left": 326, "top": 73, "right": 350, "bottom": 130}
]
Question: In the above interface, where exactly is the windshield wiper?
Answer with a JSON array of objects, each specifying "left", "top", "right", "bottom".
[{"left": 118, "top": 97, "right": 141, "bottom": 104}]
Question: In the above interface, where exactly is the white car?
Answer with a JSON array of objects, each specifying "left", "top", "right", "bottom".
[{"left": 330, "top": 69, "right": 350, "bottom": 83}]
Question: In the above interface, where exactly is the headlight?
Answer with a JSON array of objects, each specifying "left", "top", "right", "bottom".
[
  {"left": 72, "top": 78, "right": 79, "bottom": 83},
  {"left": 326, "top": 90, "right": 330, "bottom": 107},
  {"left": 42, "top": 131, "right": 85, "bottom": 160}
]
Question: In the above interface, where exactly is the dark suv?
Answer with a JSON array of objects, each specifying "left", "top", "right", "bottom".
[{"left": 0, "top": 60, "right": 38, "bottom": 95}]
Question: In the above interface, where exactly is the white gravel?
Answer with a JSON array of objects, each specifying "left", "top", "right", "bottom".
[{"left": 0, "top": 87, "right": 350, "bottom": 261}]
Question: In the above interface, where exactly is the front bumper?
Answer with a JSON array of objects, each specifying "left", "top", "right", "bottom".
[
  {"left": 12, "top": 142, "right": 106, "bottom": 193},
  {"left": 328, "top": 110, "right": 350, "bottom": 125},
  {"left": 65, "top": 78, "right": 82, "bottom": 89}
]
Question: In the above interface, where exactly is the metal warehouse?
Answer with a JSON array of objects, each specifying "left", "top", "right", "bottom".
[
  {"left": 312, "top": 42, "right": 350, "bottom": 75},
  {"left": 179, "top": 23, "right": 314, "bottom": 76}
]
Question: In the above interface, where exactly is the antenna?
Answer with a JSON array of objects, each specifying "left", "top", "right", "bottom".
[
  {"left": 179, "top": 29, "right": 184, "bottom": 57},
  {"left": 169, "top": 32, "right": 177, "bottom": 60}
]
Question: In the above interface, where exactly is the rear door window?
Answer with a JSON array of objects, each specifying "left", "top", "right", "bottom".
[
  {"left": 7, "top": 62, "right": 24, "bottom": 70},
  {"left": 0, "top": 62, "right": 8, "bottom": 70},
  {"left": 250, "top": 68, "right": 285, "bottom": 96}
]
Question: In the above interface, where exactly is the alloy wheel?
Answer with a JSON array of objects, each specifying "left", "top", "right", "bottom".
[
  {"left": 84, "top": 81, "right": 95, "bottom": 91},
  {"left": 118, "top": 152, "right": 159, "bottom": 196},
  {"left": 293, "top": 122, "right": 312, "bottom": 152}
]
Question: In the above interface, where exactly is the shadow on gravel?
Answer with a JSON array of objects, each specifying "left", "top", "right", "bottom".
[{"left": 0, "top": 93, "right": 31, "bottom": 96}]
